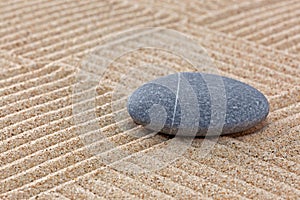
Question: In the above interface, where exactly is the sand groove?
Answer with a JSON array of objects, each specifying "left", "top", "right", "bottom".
[
  {"left": 0, "top": 0, "right": 119, "bottom": 39},
  {"left": 6, "top": 1, "right": 133, "bottom": 53},
  {"left": 210, "top": 0, "right": 297, "bottom": 31},
  {"left": 188, "top": 0, "right": 300, "bottom": 54},
  {"left": 1, "top": 0, "right": 300, "bottom": 199}
]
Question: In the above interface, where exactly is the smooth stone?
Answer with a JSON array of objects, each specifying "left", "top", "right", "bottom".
[{"left": 127, "top": 72, "right": 269, "bottom": 136}]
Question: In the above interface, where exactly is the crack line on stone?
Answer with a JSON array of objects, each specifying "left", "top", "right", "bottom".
[{"left": 170, "top": 73, "right": 180, "bottom": 134}]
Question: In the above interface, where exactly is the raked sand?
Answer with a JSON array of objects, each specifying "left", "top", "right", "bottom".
[{"left": 0, "top": 0, "right": 299, "bottom": 199}]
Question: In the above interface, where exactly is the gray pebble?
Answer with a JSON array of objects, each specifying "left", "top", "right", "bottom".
[{"left": 127, "top": 72, "right": 269, "bottom": 136}]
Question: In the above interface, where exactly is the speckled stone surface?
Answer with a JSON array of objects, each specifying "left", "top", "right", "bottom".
[{"left": 127, "top": 72, "right": 269, "bottom": 136}]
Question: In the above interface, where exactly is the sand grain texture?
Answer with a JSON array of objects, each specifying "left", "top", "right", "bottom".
[{"left": 0, "top": 0, "right": 299, "bottom": 199}]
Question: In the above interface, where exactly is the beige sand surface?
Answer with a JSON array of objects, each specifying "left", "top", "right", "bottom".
[{"left": 0, "top": 0, "right": 299, "bottom": 199}]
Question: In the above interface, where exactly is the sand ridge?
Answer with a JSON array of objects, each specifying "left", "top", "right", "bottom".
[{"left": 0, "top": 0, "right": 299, "bottom": 199}]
